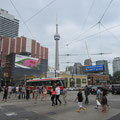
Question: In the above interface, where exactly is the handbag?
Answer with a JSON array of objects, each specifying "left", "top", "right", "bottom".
[{"left": 96, "top": 100, "right": 101, "bottom": 106}]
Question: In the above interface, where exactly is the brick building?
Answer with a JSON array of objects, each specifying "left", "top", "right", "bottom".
[
  {"left": 88, "top": 74, "right": 110, "bottom": 85},
  {"left": 0, "top": 36, "right": 48, "bottom": 67}
]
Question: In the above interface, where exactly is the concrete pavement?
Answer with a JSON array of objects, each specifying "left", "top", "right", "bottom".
[{"left": 0, "top": 91, "right": 120, "bottom": 120}]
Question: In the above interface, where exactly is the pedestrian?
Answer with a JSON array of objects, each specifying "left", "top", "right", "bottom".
[
  {"left": 32, "top": 87, "right": 34, "bottom": 99},
  {"left": 101, "top": 88, "right": 107, "bottom": 113},
  {"left": 95, "top": 87, "right": 101, "bottom": 109},
  {"left": 63, "top": 87, "right": 67, "bottom": 105},
  {"left": 2, "top": 86, "right": 8, "bottom": 102},
  {"left": 8, "top": 86, "right": 12, "bottom": 99},
  {"left": 22, "top": 85, "right": 26, "bottom": 99},
  {"left": 18, "top": 85, "right": 22, "bottom": 99},
  {"left": 38, "top": 86, "right": 42, "bottom": 99},
  {"left": 55, "top": 84, "right": 61, "bottom": 105},
  {"left": 26, "top": 87, "right": 30, "bottom": 100},
  {"left": 42, "top": 86, "right": 47, "bottom": 101},
  {"left": 74, "top": 88, "right": 86, "bottom": 112},
  {"left": 51, "top": 86, "right": 56, "bottom": 106},
  {"left": 16, "top": 86, "right": 19, "bottom": 97},
  {"left": 34, "top": 87, "right": 39, "bottom": 104},
  {"left": 84, "top": 85, "right": 89, "bottom": 105}
]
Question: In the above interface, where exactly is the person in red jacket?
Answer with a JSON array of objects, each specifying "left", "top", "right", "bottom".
[{"left": 51, "top": 86, "right": 56, "bottom": 106}]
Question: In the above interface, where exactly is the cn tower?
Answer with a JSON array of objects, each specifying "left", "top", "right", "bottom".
[{"left": 54, "top": 19, "right": 60, "bottom": 71}]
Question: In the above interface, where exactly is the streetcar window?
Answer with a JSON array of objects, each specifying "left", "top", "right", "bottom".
[
  {"left": 42, "top": 81, "right": 51, "bottom": 86},
  {"left": 56, "top": 80, "right": 62, "bottom": 86},
  {"left": 38, "top": 82, "right": 42, "bottom": 86}
]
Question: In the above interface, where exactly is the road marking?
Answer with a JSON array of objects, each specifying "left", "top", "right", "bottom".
[{"left": 5, "top": 112, "right": 17, "bottom": 116}]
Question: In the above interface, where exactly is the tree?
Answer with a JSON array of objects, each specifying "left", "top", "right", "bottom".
[
  {"left": 109, "top": 74, "right": 113, "bottom": 84},
  {"left": 112, "top": 71, "right": 120, "bottom": 84}
]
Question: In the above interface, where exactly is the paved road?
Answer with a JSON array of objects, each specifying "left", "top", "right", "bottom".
[{"left": 0, "top": 91, "right": 120, "bottom": 120}]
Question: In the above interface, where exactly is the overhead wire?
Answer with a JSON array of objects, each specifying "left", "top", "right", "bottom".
[
  {"left": 24, "top": 0, "right": 57, "bottom": 24},
  {"left": 59, "top": 0, "right": 96, "bottom": 65},
  {"left": 59, "top": 23, "right": 120, "bottom": 65},
  {"left": 96, "top": 0, "right": 114, "bottom": 60},
  {"left": 100, "top": 22, "right": 120, "bottom": 41},
  {"left": 81, "top": 0, "right": 96, "bottom": 31},
  {"left": 72, "top": 23, "right": 120, "bottom": 44},
  {"left": 100, "top": 22, "right": 118, "bottom": 62},
  {"left": 60, "top": 22, "right": 98, "bottom": 49},
  {"left": 63, "top": 0, "right": 115, "bottom": 48},
  {"left": 99, "top": 0, "right": 114, "bottom": 22},
  {"left": 9, "top": 0, "right": 35, "bottom": 38}
]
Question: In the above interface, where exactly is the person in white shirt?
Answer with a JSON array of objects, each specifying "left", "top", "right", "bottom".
[
  {"left": 55, "top": 84, "right": 61, "bottom": 105},
  {"left": 8, "top": 86, "right": 12, "bottom": 98}
]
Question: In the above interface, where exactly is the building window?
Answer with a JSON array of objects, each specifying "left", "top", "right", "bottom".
[
  {"left": 70, "top": 78, "right": 75, "bottom": 87},
  {"left": 82, "top": 79, "right": 86, "bottom": 84},
  {"left": 76, "top": 78, "right": 81, "bottom": 87},
  {"left": 65, "top": 78, "right": 68, "bottom": 87}
]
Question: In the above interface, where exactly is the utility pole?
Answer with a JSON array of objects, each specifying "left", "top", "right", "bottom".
[{"left": 55, "top": 70, "right": 56, "bottom": 78}]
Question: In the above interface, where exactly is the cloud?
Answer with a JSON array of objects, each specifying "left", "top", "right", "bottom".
[{"left": 1, "top": 0, "right": 120, "bottom": 74}]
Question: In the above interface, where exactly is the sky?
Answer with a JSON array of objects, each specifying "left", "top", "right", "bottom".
[{"left": 0, "top": 0, "right": 120, "bottom": 74}]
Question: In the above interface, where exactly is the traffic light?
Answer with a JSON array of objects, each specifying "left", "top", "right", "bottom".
[
  {"left": 6, "top": 73, "right": 8, "bottom": 77},
  {"left": 32, "top": 75, "right": 35, "bottom": 78}
]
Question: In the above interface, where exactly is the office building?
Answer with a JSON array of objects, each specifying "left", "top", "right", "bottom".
[
  {"left": 0, "top": 8, "right": 19, "bottom": 38},
  {"left": 0, "top": 36, "right": 48, "bottom": 67},
  {"left": 96, "top": 60, "right": 109, "bottom": 75},
  {"left": 113, "top": 57, "right": 120, "bottom": 74},
  {"left": 84, "top": 58, "right": 92, "bottom": 66}
]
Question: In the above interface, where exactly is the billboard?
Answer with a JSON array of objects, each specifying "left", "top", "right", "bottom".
[
  {"left": 85, "top": 65, "right": 104, "bottom": 73},
  {"left": 15, "top": 55, "right": 40, "bottom": 70}
]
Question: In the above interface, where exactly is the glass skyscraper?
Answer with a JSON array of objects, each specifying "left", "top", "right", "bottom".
[
  {"left": 113, "top": 57, "right": 120, "bottom": 74},
  {"left": 96, "top": 60, "right": 109, "bottom": 75}
]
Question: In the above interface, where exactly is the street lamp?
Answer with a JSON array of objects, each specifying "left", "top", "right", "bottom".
[
  {"left": 24, "top": 75, "right": 26, "bottom": 85},
  {"left": 71, "top": 68, "right": 74, "bottom": 88},
  {"left": 55, "top": 70, "right": 56, "bottom": 77}
]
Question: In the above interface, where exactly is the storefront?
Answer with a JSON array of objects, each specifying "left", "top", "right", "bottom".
[
  {"left": 88, "top": 74, "right": 110, "bottom": 85},
  {"left": 59, "top": 74, "right": 88, "bottom": 88}
]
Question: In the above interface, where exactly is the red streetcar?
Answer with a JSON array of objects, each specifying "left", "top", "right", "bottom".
[{"left": 26, "top": 77, "right": 65, "bottom": 93}]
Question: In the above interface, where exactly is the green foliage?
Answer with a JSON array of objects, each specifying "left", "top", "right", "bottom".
[{"left": 112, "top": 71, "right": 120, "bottom": 83}]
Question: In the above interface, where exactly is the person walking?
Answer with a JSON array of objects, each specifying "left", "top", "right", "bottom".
[
  {"left": 63, "top": 87, "right": 67, "bottom": 105},
  {"left": 18, "top": 85, "right": 22, "bottom": 99},
  {"left": 42, "top": 86, "right": 47, "bottom": 101},
  {"left": 38, "top": 86, "right": 42, "bottom": 99},
  {"left": 3, "top": 86, "right": 8, "bottom": 102},
  {"left": 2, "top": 86, "right": 8, "bottom": 102},
  {"left": 101, "top": 88, "right": 107, "bottom": 113},
  {"left": 34, "top": 87, "right": 39, "bottom": 104},
  {"left": 95, "top": 87, "right": 101, "bottom": 109},
  {"left": 51, "top": 86, "right": 56, "bottom": 106},
  {"left": 16, "top": 86, "right": 19, "bottom": 97},
  {"left": 22, "top": 85, "right": 26, "bottom": 99},
  {"left": 55, "top": 84, "right": 61, "bottom": 105},
  {"left": 26, "top": 87, "right": 30, "bottom": 100},
  {"left": 74, "top": 88, "right": 86, "bottom": 112},
  {"left": 84, "top": 85, "right": 89, "bottom": 105},
  {"left": 8, "top": 86, "right": 12, "bottom": 99}
]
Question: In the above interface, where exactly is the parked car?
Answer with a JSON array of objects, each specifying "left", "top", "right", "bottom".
[
  {"left": 12, "top": 86, "right": 16, "bottom": 93},
  {"left": 90, "top": 85, "right": 104, "bottom": 95},
  {"left": 111, "top": 84, "right": 120, "bottom": 94}
]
